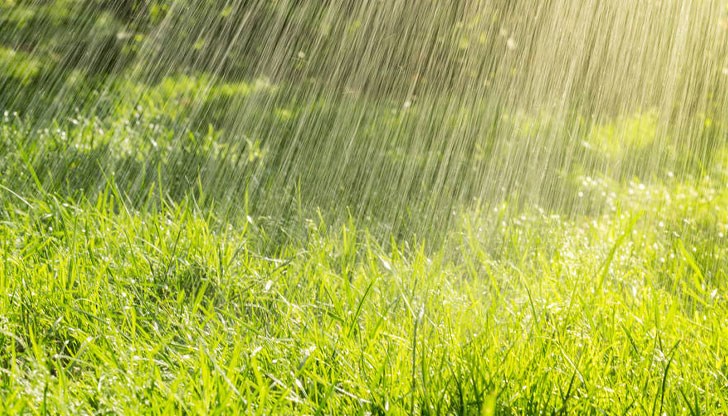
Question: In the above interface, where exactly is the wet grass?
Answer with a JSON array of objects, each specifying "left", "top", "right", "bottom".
[
  {"left": 0, "top": 173, "right": 726, "bottom": 414},
  {"left": 0, "top": 98, "right": 727, "bottom": 413},
  {"left": 2, "top": 1, "right": 727, "bottom": 412}
]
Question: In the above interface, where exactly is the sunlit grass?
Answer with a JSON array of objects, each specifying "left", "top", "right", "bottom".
[
  {"left": 0, "top": 175, "right": 725, "bottom": 414},
  {"left": 1, "top": 107, "right": 727, "bottom": 413},
  {"left": 2, "top": 0, "right": 728, "bottom": 413}
]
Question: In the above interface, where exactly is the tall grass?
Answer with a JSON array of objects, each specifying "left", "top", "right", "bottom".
[{"left": 1, "top": 174, "right": 726, "bottom": 413}]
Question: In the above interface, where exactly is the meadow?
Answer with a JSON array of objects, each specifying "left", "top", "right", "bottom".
[
  {"left": 1, "top": 91, "right": 727, "bottom": 413},
  {"left": 2, "top": 1, "right": 728, "bottom": 414}
]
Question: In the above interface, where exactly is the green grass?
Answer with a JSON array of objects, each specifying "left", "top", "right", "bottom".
[
  {"left": 0, "top": 175, "right": 726, "bottom": 414},
  {"left": 0, "top": 92, "right": 727, "bottom": 413},
  {"left": 2, "top": 2, "right": 727, "bottom": 412}
]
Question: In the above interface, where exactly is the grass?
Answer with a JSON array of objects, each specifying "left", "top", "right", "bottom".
[
  {"left": 0, "top": 70, "right": 726, "bottom": 414},
  {"left": 0, "top": 172, "right": 726, "bottom": 414},
  {"left": 2, "top": 3, "right": 727, "bottom": 412}
]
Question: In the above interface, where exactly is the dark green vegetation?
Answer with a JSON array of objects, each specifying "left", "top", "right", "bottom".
[{"left": 1, "top": 0, "right": 728, "bottom": 414}]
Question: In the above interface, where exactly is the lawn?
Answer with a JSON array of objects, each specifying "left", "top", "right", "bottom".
[
  {"left": 1, "top": 139, "right": 726, "bottom": 412},
  {"left": 2, "top": 1, "right": 728, "bottom": 413}
]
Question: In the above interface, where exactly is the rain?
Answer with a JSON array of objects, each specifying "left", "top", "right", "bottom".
[{"left": 0, "top": 1, "right": 726, "bottom": 413}]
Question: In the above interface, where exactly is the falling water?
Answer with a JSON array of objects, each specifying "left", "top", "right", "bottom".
[
  {"left": 1, "top": 0, "right": 726, "bottom": 239},
  {"left": 3, "top": 2, "right": 728, "bottom": 413}
]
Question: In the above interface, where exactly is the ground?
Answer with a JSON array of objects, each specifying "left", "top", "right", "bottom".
[{"left": 1, "top": 163, "right": 726, "bottom": 413}]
